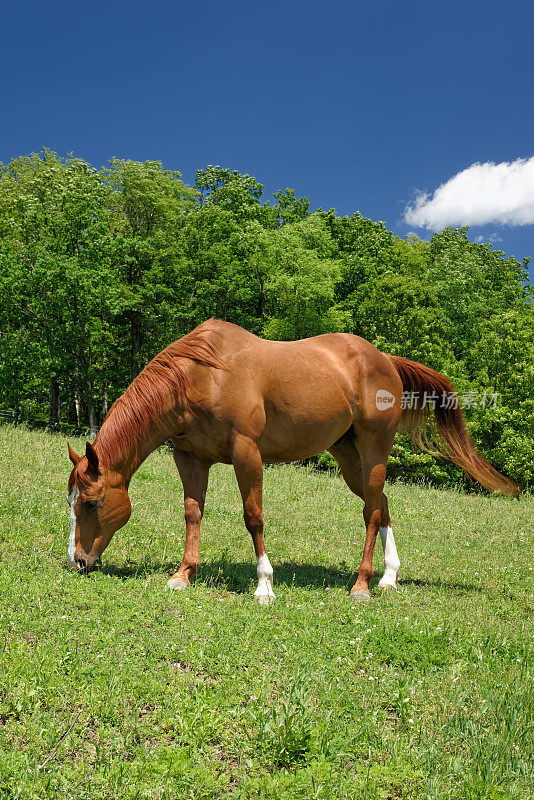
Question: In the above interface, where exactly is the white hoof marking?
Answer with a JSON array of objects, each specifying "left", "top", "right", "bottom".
[
  {"left": 256, "top": 594, "right": 275, "bottom": 606},
  {"left": 254, "top": 554, "right": 276, "bottom": 603},
  {"left": 378, "top": 575, "right": 398, "bottom": 590},
  {"left": 379, "top": 525, "right": 400, "bottom": 590},
  {"left": 167, "top": 577, "right": 190, "bottom": 590}
]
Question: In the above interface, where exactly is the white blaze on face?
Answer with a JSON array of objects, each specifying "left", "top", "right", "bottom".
[
  {"left": 254, "top": 553, "right": 275, "bottom": 602},
  {"left": 378, "top": 525, "right": 401, "bottom": 589},
  {"left": 67, "top": 486, "right": 79, "bottom": 569}
]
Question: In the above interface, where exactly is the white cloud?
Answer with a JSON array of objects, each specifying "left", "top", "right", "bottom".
[
  {"left": 404, "top": 157, "right": 534, "bottom": 231},
  {"left": 474, "top": 232, "right": 502, "bottom": 244}
]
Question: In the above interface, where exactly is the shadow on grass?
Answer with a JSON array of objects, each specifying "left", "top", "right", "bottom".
[
  {"left": 100, "top": 557, "right": 486, "bottom": 594},
  {"left": 200, "top": 558, "right": 357, "bottom": 592},
  {"left": 101, "top": 554, "right": 356, "bottom": 591},
  {"left": 400, "top": 577, "right": 487, "bottom": 593}
]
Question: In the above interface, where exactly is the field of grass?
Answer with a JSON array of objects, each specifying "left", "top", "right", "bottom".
[{"left": 0, "top": 425, "right": 532, "bottom": 800}]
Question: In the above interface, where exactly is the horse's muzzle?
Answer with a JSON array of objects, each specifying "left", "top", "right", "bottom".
[{"left": 76, "top": 557, "right": 102, "bottom": 574}]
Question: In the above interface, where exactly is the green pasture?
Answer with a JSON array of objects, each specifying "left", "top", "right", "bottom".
[{"left": 0, "top": 425, "right": 532, "bottom": 799}]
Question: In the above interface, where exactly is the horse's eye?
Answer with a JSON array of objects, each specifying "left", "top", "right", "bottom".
[{"left": 84, "top": 499, "right": 98, "bottom": 509}]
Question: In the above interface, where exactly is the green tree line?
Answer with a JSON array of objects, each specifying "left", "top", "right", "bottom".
[{"left": 1, "top": 150, "right": 533, "bottom": 488}]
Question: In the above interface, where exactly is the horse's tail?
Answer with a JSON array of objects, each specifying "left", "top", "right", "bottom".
[{"left": 387, "top": 355, "right": 520, "bottom": 496}]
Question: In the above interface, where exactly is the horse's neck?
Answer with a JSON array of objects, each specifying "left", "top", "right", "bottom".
[{"left": 94, "top": 400, "right": 178, "bottom": 484}]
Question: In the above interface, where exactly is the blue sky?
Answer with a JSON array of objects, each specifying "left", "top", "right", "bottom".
[{"left": 2, "top": 0, "right": 533, "bottom": 279}]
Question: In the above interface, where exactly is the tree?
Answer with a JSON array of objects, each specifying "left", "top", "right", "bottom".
[
  {"left": 194, "top": 165, "right": 272, "bottom": 226},
  {"left": 0, "top": 150, "right": 121, "bottom": 433},
  {"left": 468, "top": 308, "right": 534, "bottom": 485},
  {"left": 273, "top": 188, "right": 310, "bottom": 226},
  {"left": 104, "top": 159, "right": 197, "bottom": 379},
  {"left": 0, "top": 152, "right": 532, "bottom": 488},
  {"left": 260, "top": 215, "right": 349, "bottom": 340}
]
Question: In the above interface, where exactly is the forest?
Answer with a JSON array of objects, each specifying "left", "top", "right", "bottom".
[{"left": 0, "top": 150, "right": 532, "bottom": 488}]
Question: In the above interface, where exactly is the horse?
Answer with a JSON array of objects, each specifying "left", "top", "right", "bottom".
[{"left": 67, "top": 319, "right": 519, "bottom": 603}]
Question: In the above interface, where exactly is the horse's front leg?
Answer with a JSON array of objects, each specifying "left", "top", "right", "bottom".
[
  {"left": 231, "top": 434, "right": 275, "bottom": 605},
  {"left": 167, "top": 450, "right": 210, "bottom": 590}
]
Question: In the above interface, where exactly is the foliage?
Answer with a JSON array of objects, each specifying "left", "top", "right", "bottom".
[
  {"left": 0, "top": 150, "right": 122, "bottom": 433},
  {"left": 0, "top": 151, "right": 532, "bottom": 487}
]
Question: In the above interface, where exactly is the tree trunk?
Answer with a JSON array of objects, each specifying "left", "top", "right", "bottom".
[
  {"left": 74, "top": 392, "right": 82, "bottom": 429},
  {"left": 48, "top": 378, "right": 60, "bottom": 432},
  {"left": 102, "top": 384, "right": 109, "bottom": 419},
  {"left": 85, "top": 382, "right": 98, "bottom": 437}
]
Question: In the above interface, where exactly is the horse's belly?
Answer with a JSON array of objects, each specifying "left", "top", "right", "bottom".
[{"left": 258, "top": 393, "right": 354, "bottom": 463}]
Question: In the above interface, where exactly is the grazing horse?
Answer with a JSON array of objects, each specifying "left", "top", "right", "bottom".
[{"left": 67, "top": 320, "right": 519, "bottom": 602}]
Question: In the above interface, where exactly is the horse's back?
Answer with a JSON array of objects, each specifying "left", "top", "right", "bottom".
[
  {"left": 188, "top": 322, "right": 402, "bottom": 461},
  {"left": 201, "top": 322, "right": 400, "bottom": 410}
]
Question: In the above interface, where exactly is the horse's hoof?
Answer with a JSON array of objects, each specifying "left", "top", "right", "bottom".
[
  {"left": 255, "top": 594, "right": 275, "bottom": 606},
  {"left": 377, "top": 579, "right": 397, "bottom": 591},
  {"left": 349, "top": 589, "right": 371, "bottom": 603},
  {"left": 167, "top": 577, "right": 190, "bottom": 590}
]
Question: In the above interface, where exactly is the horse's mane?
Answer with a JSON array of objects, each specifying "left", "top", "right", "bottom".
[{"left": 94, "top": 320, "right": 225, "bottom": 467}]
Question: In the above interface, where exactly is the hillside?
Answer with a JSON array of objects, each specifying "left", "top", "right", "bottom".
[{"left": 0, "top": 425, "right": 532, "bottom": 799}]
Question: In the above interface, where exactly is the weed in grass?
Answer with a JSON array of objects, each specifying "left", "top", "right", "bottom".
[
  {"left": 370, "top": 620, "right": 454, "bottom": 671},
  {"left": 248, "top": 670, "right": 314, "bottom": 769}
]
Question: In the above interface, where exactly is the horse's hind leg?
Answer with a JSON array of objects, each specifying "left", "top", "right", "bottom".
[
  {"left": 168, "top": 450, "right": 210, "bottom": 590},
  {"left": 329, "top": 431, "right": 400, "bottom": 600},
  {"left": 231, "top": 434, "right": 275, "bottom": 605},
  {"left": 349, "top": 427, "right": 397, "bottom": 601},
  {"left": 377, "top": 505, "right": 400, "bottom": 591}
]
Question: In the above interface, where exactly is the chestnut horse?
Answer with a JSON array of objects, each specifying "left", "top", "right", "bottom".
[{"left": 67, "top": 320, "right": 518, "bottom": 602}]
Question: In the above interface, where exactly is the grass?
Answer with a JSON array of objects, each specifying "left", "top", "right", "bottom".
[{"left": 0, "top": 424, "right": 532, "bottom": 800}]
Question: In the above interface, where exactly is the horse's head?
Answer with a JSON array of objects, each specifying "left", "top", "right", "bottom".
[{"left": 67, "top": 442, "right": 131, "bottom": 572}]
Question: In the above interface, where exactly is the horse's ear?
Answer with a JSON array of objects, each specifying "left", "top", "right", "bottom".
[
  {"left": 85, "top": 441, "right": 100, "bottom": 472},
  {"left": 68, "top": 443, "right": 81, "bottom": 466}
]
